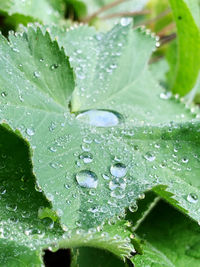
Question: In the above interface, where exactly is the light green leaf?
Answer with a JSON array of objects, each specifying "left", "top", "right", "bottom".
[
  {"left": 0, "top": 23, "right": 200, "bottom": 238},
  {"left": 133, "top": 201, "right": 200, "bottom": 267},
  {"left": 169, "top": 0, "right": 200, "bottom": 95}
]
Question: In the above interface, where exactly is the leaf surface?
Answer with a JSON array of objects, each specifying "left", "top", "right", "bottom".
[{"left": 0, "top": 24, "right": 200, "bottom": 238}]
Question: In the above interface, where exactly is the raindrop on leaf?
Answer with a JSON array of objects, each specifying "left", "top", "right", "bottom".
[{"left": 76, "top": 170, "right": 98, "bottom": 188}]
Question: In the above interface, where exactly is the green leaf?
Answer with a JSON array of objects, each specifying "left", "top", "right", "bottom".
[
  {"left": 0, "top": 0, "right": 65, "bottom": 25},
  {"left": 0, "top": 125, "right": 64, "bottom": 266},
  {"left": 169, "top": 0, "right": 200, "bottom": 95},
  {"left": 0, "top": 22, "right": 200, "bottom": 238},
  {"left": 72, "top": 247, "right": 130, "bottom": 267},
  {"left": 133, "top": 201, "right": 200, "bottom": 267}
]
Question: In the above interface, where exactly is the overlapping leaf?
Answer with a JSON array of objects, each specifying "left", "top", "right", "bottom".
[{"left": 134, "top": 201, "right": 200, "bottom": 267}]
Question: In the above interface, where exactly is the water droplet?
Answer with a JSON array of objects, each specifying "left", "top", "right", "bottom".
[
  {"left": 182, "top": 158, "right": 189, "bottom": 164},
  {"left": 110, "top": 163, "right": 127, "bottom": 177},
  {"left": 144, "top": 152, "right": 155, "bottom": 162},
  {"left": 76, "top": 170, "right": 98, "bottom": 188},
  {"left": 129, "top": 204, "right": 138, "bottom": 212},
  {"left": 33, "top": 71, "right": 40, "bottom": 78},
  {"left": 1, "top": 91, "right": 7, "bottom": 97},
  {"left": 160, "top": 91, "right": 172, "bottom": 100},
  {"left": 110, "top": 189, "right": 125, "bottom": 199},
  {"left": 120, "top": 17, "right": 132, "bottom": 26},
  {"left": 6, "top": 204, "right": 17, "bottom": 212},
  {"left": 50, "top": 64, "right": 59, "bottom": 70},
  {"left": 138, "top": 193, "right": 145, "bottom": 199},
  {"left": 26, "top": 128, "right": 35, "bottom": 136},
  {"left": 79, "top": 152, "right": 93, "bottom": 163},
  {"left": 49, "top": 146, "right": 57, "bottom": 152},
  {"left": 187, "top": 193, "right": 198, "bottom": 204},
  {"left": 102, "top": 174, "right": 110, "bottom": 180},
  {"left": 76, "top": 110, "right": 122, "bottom": 127}
]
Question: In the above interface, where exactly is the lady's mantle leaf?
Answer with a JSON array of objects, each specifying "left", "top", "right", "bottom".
[{"left": 0, "top": 24, "right": 199, "bottom": 237}]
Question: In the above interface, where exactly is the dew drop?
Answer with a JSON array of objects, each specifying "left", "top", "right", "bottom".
[
  {"left": 129, "top": 204, "right": 138, "bottom": 212},
  {"left": 76, "top": 170, "right": 98, "bottom": 188},
  {"left": 6, "top": 204, "right": 17, "bottom": 212},
  {"left": 144, "top": 152, "right": 155, "bottom": 162},
  {"left": 50, "top": 64, "right": 59, "bottom": 70},
  {"left": 102, "top": 174, "right": 110, "bottom": 180},
  {"left": 79, "top": 152, "right": 93, "bottom": 164},
  {"left": 1, "top": 91, "right": 7, "bottom": 97},
  {"left": 110, "top": 163, "right": 127, "bottom": 177},
  {"left": 160, "top": 91, "right": 172, "bottom": 100},
  {"left": 182, "top": 158, "right": 189, "bottom": 164},
  {"left": 76, "top": 110, "right": 122, "bottom": 127},
  {"left": 26, "top": 128, "right": 35, "bottom": 136},
  {"left": 120, "top": 17, "right": 132, "bottom": 26},
  {"left": 187, "top": 193, "right": 198, "bottom": 204},
  {"left": 33, "top": 71, "right": 40, "bottom": 78}
]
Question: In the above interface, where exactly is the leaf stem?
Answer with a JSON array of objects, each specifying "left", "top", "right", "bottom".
[
  {"left": 81, "top": 0, "right": 129, "bottom": 22},
  {"left": 100, "top": 10, "right": 149, "bottom": 20},
  {"left": 136, "top": 8, "right": 171, "bottom": 27}
]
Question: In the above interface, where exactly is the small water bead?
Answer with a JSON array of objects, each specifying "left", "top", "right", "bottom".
[
  {"left": 50, "top": 64, "right": 59, "bottom": 70},
  {"left": 76, "top": 170, "right": 98, "bottom": 189},
  {"left": 0, "top": 186, "right": 6, "bottom": 195},
  {"left": 110, "top": 189, "right": 125, "bottom": 199},
  {"left": 33, "top": 71, "right": 40, "bottom": 78},
  {"left": 129, "top": 204, "right": 138, "bottom": 213},
  {"left": 182, "top": 158, "right": 189, "bottom": 164},
  {"left": 160, "top": 91, "right": 172, "bottom": 100},
  {"left": 144, "top": 152, "right": 156, "bottom": 162},
  {"left": 79, "top": 152, "right": 93, "bottom": 163},
  {"left": 109, "top": 179, "right": 126, "bottom": 191},
  {"left": 76, "top": 109, "right": 122, "bottom": 127},
  {"left": 83, "top": 137, "right": 92, "bottom": 144},
  {"left": 26, "top": 128, "right": 35, "bottom": 136},
  {"left": 1, "top": 91, "right": 7, "bottom": 97},
  {"left": 120, "top": 17, "right": 132, "bottom": 26},
  {"left": 6, "top": 204, "right": 17, "bottom": 212},
  {"left": 49, "top": 146, "right": 57, "bottom": 152},
  {"left": 110, "top": 163, "right": 127, "bottom": 178},
  {"left": 187, "top": 193, "right": 198, "bottom": 204},
  {"left": 102, "top": 174, "right": 110, "bottom": 180},
  {"left": 138, "top": 193, "right": 145, "bottom": 199}
]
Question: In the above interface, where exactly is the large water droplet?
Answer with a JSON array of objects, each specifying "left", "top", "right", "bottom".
[
  {"left": 187, "top": 193, "right": 198, "bottom": 204},
  {"left": 110, "top": 163, "right": 127, "bottom": 177},
  {"left": 76, "top": 170, "right": 98, "bottom": 188},
  {"left": 76, "top": 110, "right": 122, "bottom": 127},
  {"left": 79, "top": 152, "right": 93, "bottom": 163},
  {"left": 1, "top": 91, "right": 7, "bottom": 97}
]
